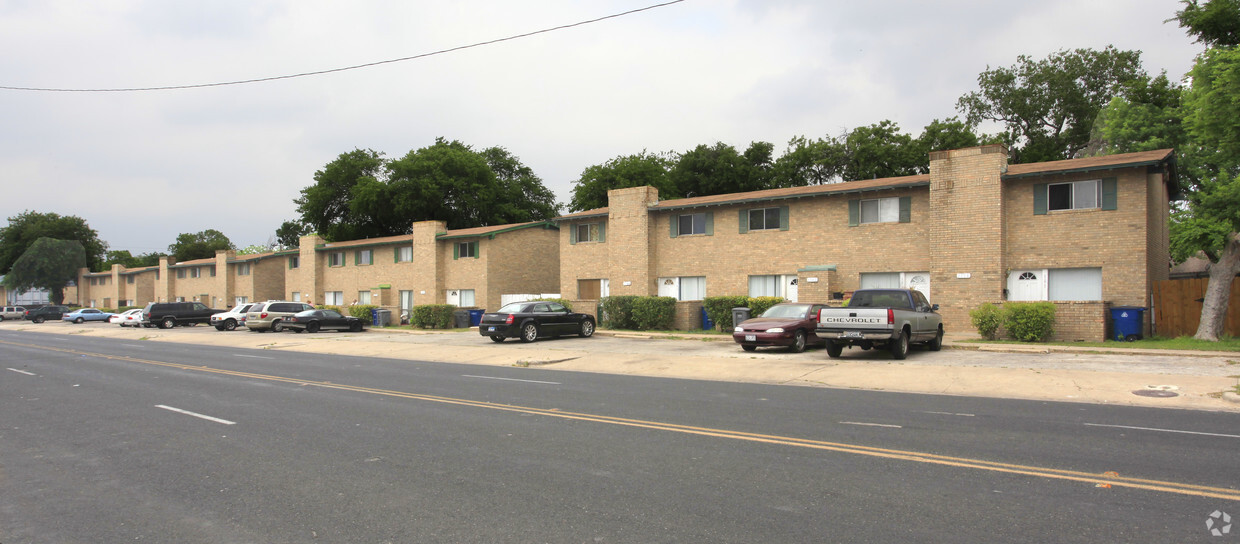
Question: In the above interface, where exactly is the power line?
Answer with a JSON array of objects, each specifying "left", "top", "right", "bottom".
[{"left": 0, "top": 0, "right": 685, "bottom": 93}]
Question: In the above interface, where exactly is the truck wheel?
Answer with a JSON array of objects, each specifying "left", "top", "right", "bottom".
[
  {"left": 826, "top": 341, "right": 843, "bottom": 358},
  {"left": 161, "top": 317, "right": 175, "bottom": 329},
  {"left": 741, "top": 345, "right": 757, "bottom": 352},
  {"left": 889, "top": 329, "right": 909, "bottom": 360},
  {"left": 222, "top": 319, "right": 237, "bottom": 331},
  {"left": 490, "top": 335, "right": 505, "bottom": 343},
  {"left": 271, "top": 320, "right": 283, "bottom": 333},
  {"left": 788, "top": 330, "right": 807, "bottom": 353},
  {"left": 928, "top": 327, "right": 943, "bottom": 351}
]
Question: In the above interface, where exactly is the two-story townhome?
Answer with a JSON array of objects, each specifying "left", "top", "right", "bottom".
[{"left": 555, "top": 145, "right": 1176, "bottom": 340}]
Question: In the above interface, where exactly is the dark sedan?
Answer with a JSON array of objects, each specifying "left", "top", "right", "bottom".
[
  {"left": 733, "top": 302, "right": 828, "bottom": 353},
  {"left": 285, "top": 309, "right": 364, "bottom": 333},
  {"left": 479, "top": 301, "right": 595, "bottom": 343}
]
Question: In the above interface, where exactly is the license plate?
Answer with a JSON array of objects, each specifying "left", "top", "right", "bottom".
[
  {"left": 844, "top": 331, "right": 863, "bottom": 339},
  {"left": 745, "top": 335, "right": 756, "bottom": 341},
  {"left": 488, "top": 326, "right": 496, "bottom": 332}
]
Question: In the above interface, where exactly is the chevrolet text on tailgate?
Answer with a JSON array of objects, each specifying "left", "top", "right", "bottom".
[{"left": 816, "top": 289, "right": 944, "bottom": 360}]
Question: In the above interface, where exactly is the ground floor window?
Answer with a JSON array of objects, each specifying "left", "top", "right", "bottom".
[
  {"left": 1008, "top": 267, "right": 1102, "bottom": 301},
  {"left": 325, "top": 291, "right": 344, "bottom": 306},
  {"left": 291, "top": 292, "right": 300, "bottom": 302},
  {"left": 399, "top": 290, "right": 414, "bottom": 312},
  {"left": 658, "top": 276, "right": 706, "bottom": 301},
  {"left": 748, "top": 274, "right": 798, "bottom": 301},
  {"left": 578, "top": 279, "right": 610, "bottom": 300},
  {"left": 235, "top": 296, "right": 249, "bottom": 305},
  {"left": 357, "top": 291, "right": 371, "bottom": 305},
  {"left": 447, "top": 289, "right": 475, "bottom": 307},
  {"left": 860, "top": 271, "right": 930, "bottom": 300}
]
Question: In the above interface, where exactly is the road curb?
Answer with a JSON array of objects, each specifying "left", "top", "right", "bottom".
[{"left": 1224, "top": 392, "right": 1240, "bottom": 405}]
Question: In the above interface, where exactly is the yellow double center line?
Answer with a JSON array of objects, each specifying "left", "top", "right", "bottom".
[{"left": 8, "top": 339, "right": 1240, "bottom": 501}]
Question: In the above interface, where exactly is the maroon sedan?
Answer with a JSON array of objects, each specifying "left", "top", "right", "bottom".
[{"left": 733, "top": 303, "right": 828, "bottom": 353}]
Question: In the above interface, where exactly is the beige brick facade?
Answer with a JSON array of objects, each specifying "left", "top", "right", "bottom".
[{"left": 556, "top": 146, "right": 1177, "bottom": 340}]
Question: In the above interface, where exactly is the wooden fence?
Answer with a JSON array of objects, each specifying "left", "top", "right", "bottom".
[{"left": 1152, "top": 277, "right": 1240, "bottom": 338}]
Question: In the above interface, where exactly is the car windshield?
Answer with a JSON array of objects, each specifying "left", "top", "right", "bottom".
[
  {"left": 497, "top": 302, "right": 530, "bottom": 313},
  {"left": 760, "top": 304, "right": 810, "bottom": 319}
]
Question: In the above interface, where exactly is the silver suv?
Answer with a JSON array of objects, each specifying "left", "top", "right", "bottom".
[
  {"left": 1, "top": 306, "right": 27, "bottom": 321},
  {"left": 245, "top": 301, "right": 315, "bottom": 332}
]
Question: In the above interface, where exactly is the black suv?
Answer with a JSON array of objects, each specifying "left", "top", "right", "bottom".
[
  {"left": 143, "top": 302, "right": 222, "bottom": 329},
  {"left": 25, "top": 305, "right": 69, "bottom": 323}
]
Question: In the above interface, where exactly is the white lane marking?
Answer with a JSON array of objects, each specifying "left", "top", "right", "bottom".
[
  {"left": 122, "top": 344, "right": 144, "bottom": 348},
  {"left": 234, "top": 354, "right": 273, "bottom": 359},
  {"left": 155, "top": 405, "right": 236, "bottom": 425},
  {"left": 1084, "top": 422, "right": 1240, "bottom": 439},
  {"left": 463, "top": 374, "right": 561, "bottom": 385},
  {"left": 920, "top": 411, "right": 975, "bottom": 417},
  {"left": 7, "top": 368, "right": 35, "bottom": 376},
  {"left": 839, "top": 421, "right": 903, "bottom": 429}
]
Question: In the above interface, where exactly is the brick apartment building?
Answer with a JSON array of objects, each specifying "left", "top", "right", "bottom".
[
  {"left": 73, "top": 145, "right": 1175, "bottom": 340},
  {"left": 77, "top": 220, "right": 560, "bottom": 317},
  {"left": 555, "top": 145, "right": 1176, "bottom": 341}
]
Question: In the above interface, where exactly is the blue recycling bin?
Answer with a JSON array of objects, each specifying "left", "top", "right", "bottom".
[
  {"left": 1110, "top": 306, "right": 1146, "bottom": 342},
  {"left": 701, "top": 306, "right": 714, "bottom": 330},
  {"left": 468, "top": 309, "right": 484, "bottom": 326},
  {"left": 370, "top": 308, "right": 379, "bottom": 326}
]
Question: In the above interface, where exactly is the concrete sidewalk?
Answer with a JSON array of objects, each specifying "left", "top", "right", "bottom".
[{"left": 4, "top": 321, "right": 1239, "bottom": 412}]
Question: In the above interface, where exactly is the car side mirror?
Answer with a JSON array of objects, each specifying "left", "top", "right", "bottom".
[{"left": 932, "top": 304, "right": 939, "bottom": 311}]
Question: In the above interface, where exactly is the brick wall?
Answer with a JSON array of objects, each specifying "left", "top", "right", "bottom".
[
  {"left": 607, "top": 187, "right": 659, "bottom": 295},
  {"left": 983, "top": 300, "right": 1111, "bottom": 342},
  {"left": 487, "top": 225, "right": 560, "bottom": 312}
]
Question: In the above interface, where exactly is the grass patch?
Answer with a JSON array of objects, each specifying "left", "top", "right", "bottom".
[{"left": 958, "top": 336, "right": 1240, "bottom": 351}]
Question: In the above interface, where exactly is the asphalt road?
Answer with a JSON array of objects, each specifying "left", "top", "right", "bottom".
[{"left": 2, "top": 328, "right": 1238, "bottom": 543}]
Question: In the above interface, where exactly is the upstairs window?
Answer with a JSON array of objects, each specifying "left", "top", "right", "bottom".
[
  {"left": 743, "top": 207, "right": 786, "bottom": 232},
  {"left": 329, "top": 252, "right": 345, "bottom": 267},
  {"left": 849, "top": 197, "right": 911, "bottom": 226},
  {"left": 289, "top": 256, "right": 300, "bottom": 269},
  {"left": 571, "top": 222, "right": 606, "bottom": 244},
  {"left": 395, "top": 246, "right": 412, "bottom": 263},
  {"left": 455, "top": 241, "right": 479, "bottom": 259},
  {"left": 1048, "top": 180, "right": 1099, "bottom": 211},
  {"left": 670, "top": 212, "right": 712, "bottom": 237},
  {"left": 237, "top": 263, "right": 251, "bottom": 276},
  {"left": 355, "top": 249, "right": 373, "bottom": 265}
]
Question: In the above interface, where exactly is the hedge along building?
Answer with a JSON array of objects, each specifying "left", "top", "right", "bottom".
[{"left": 555, "top": 145, "right": 1177, "bottom": 341}]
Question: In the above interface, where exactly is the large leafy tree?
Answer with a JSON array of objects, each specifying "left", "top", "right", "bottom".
[
  {"left": 0, "top": 211, "right": 107, "bottom": 273},
  {"left": 1096, "top": 0, "right": 1240, "bottom": 340},
  {"left": 834, "top": 120, "right": 924, "bottom": 180},
  {"left": 568, "top": 151, "right": 677, "bottom": 212},
  {"left": 1, "top": 238, "right": 86, "bottom": 304},
  {"left": 1172, "top": 45, "right": 1240, "bottom": 341},
  {"left": 293, "top": 148, "right": 387, "bottom": 242},
  {"left": 293, "top": 140, "right": 560, "bottom": 239},
  {"left": 957, "top": 46, "right": 1147, "bottom": 163},
  {"left": 669, "top": 141, "right": 775, "bottom": 198},
  {"left": 275, "top": 220, "right": 310, "bottom": 249},
  {"left": 103, "top": 250, "right": 164, "bottom": 270},
  {"left": 168, "top": 229, "right": 234, "bottom": 262}
]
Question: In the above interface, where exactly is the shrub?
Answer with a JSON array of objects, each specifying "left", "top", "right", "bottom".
[
  {"left": 633, "top": 296, "right": 676, "bottom": 330},
  {"left": 703, "top": 295, "right": 748, "bottom": 332},
  {"left": 598, "top": 296, "right": 639, "bottom": 329},
  {"left": 969, "top": 303, "right": 1005, "bottom": 340},
  {"left": 1003, "top": 302, "right": 1056, "bottom": 342},
  {"left": 347, "top": 304, "right": 379, "bottom": 324},
  {"left": 747, "top": 296, "right": 786, "bottom": 318},
  {"left": 411, "top": 304, "right": 456, "bottom": 329}
]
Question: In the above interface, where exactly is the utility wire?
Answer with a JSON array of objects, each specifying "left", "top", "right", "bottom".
[{"left": 1, "top": 0, "right": 684, "bottom": 93}]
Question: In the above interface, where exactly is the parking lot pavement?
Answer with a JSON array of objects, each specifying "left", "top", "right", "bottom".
[{"left": 3, "top": 320, "right": 1238, "bottom": 411}]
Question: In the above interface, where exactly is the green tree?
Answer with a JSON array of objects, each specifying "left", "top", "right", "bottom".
[
  {"left": 1174, "top": 46, "right": 1240, "bottom": 341},
  {"left": 479, "top": 146, "right": 561, "bottom": 223},
  {"left": 569, "top": 151, "right": 677, "bottom": 211},
  {"left": 914, "top": 117, "right": 984, "bottom": 157},
  {"left": 772, "top": 135, "right": 845, "bottom": 186},
  {"left": 669, "top": 141, "right": 774, "bottom": 198},
  {"left": 168, "top": 229, "right": 234, "bottom": 261},
  {"left": 835, "top": 120, "right": 924, "bottom": 180},
  {"left": 1174, "top": 0, "right": 1240, "bottom": 47},
  {"left": 0, "top": 211, "right": 107, "bottom": 273},
  {"left": 293, "top": 149, "right": 387, "bottom": 242},
  {"left": 275, "top": 220, "right": 310, "bottom": 249},
  {"left": 1093, "top": 73, "right": 1185, "bottom": 154},
  {"left": 102, "top": 250, "right": 163, "bottom": 269},
  {"left": 1, "top": 237, "right": 86, "bottom": 304},
  {"left": 957, "top": 46, "right": 1147, "bottom": 163}
]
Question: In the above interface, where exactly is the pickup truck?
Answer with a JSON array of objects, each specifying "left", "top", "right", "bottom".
[{"left": 816, "top": 289, "right": 943, "bottom": 360}]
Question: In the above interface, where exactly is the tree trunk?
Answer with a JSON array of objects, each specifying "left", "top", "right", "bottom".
[{"left": 1194, "top": 232, "right": 1240, "bottom": 341}]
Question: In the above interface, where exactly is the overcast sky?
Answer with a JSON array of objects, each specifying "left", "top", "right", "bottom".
[{"left": 0, "top": 0, "right": 1205, "bottom": 255}]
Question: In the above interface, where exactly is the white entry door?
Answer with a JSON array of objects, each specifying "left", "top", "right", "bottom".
[
  {"left": 784, "top": 275, "right": 798, "bottom": 302},
  {"left": 902, "top": 272, "right": 930, "bottom": 300},
  {"left": 1007, "top": 270, "right": 1047, "bottom": 301}
]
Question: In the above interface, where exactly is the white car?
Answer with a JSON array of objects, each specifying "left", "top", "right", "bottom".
[
  {"left": 109, "top": 308, "right": 145, "bottom": 327},
  {"left": 0, "top": 306, "right": 27, "bottom": 321},
  {"left": 211, "top": 303, "right": 256, "bottom": 331}
]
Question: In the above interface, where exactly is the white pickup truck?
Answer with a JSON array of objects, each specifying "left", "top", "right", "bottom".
[{"left": 816, "top": 289, "right": 943, "bottom": 359}]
